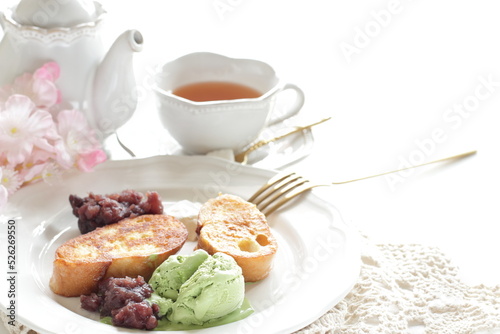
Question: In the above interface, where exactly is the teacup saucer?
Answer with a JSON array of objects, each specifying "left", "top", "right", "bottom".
[
  {"left": 164, "top": 116, "right": 315, "bottom": 169},
  {"left": 109, "top": 115, "right": 314, "bottom": 170}
]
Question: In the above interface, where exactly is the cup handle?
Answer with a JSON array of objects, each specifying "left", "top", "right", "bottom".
[{"left": 267, "top": 83, "right": 305, "bottom": 126}]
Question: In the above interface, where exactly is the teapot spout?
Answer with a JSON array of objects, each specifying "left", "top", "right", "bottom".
[{"left": 91, "top": 29, "right": 143, "bottom": 137}]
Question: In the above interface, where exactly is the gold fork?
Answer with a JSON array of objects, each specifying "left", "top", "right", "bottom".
[{"left": 249, "top": 150, "right": 477, "bottom": 215}]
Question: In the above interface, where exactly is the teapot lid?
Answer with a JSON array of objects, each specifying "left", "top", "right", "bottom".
[{"left": 12, "top": 0, "right": 102, "bottom": 28}]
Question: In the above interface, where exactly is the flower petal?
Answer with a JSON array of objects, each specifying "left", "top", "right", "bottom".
[
  {"left": 32, "top": 79, "right": 60, "bottom": 108},
  {"left": 57, "top": 109, "right": 87, "bottom": 136},
  {"left": 19, "top": 162, "right": 46, "bottom": 184},
  {"left": 4, "top": 94, "right": 35, "bottom": 118},
  {"left": 25, "top": 108, "right": 59, "bottom": 139},
  {"left": 34, "top": 62, "right": 60, "bottom": 81},
  {"left": 77, "top": 149, "right": 107, "bottom": 172}
]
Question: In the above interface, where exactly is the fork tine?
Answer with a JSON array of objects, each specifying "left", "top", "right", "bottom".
[
  {"left": 248, "top": 172, "right": 297, "bottom": 203},
  {"left": 249, "top": 172, "right": 326, "bottom": 216},
  {"left": 261, "top": 182, "right": 327, "bottom": 216},
  {"left": 256, "top": 177, "right": 310, "bottom": 212},
  {"left": 253, "top": 174, "right": 304, "bottom": 206}
]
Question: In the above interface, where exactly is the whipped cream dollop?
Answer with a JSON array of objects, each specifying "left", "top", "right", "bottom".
[{"left": 164, "top": 200, "right": 202, "bottom": 241}]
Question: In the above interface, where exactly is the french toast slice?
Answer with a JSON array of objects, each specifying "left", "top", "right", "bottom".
[
  {"left": 50, "top": 214, "right": 188, "bottom": 297},
  {"left": 196, "top": 194, "right": 277, "bottom": 282}
]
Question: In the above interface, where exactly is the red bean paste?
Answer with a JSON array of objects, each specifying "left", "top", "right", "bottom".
[
  {"left": 69, "top": 189, "right": 163, "bottom": 234},
  {"left": 80, "top": 276, "right": 159, "bottom": 330}
]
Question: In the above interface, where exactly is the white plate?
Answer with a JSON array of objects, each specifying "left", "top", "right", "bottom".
[{"left": 0, "top": 155, "right": 360, "bottom": 334}]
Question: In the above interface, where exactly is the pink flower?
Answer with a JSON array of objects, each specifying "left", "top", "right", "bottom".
[
  {"left": 0, "top": 62, "right": 107, "bottom": 207},
  {"left": 0, "top": 62, "right": 61, "bottom": 109},
  {"left": 55, "top": 109, "right": 107, "bottom": 171},
  {"left": 0, "top": 95, "right": 60, "bottom": 165}
]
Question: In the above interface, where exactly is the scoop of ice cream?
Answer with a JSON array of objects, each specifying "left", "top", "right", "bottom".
[
  {"left": 149, "top": 292, "right": 174, "bottom": 317},
  {"left": 149, "top": 249, "right": 209, "bottom": 301},
  {"left": 148, "top": 250, "right": 246, "bottom": 326},
  {"left": 168, "top": 252, "right": 245, "bottom": 325}
]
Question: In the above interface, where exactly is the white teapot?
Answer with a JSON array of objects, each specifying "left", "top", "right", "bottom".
[{"left": 0, "top": 0, "right": 143, "bottom": 137}]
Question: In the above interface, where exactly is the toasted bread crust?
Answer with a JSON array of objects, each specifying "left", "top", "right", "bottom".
[
  {"left": 50, "top": 214, "right": 188, "bottom": 297},
  {"left": 196, "top": 194, "right": 277, "bottom": 282}
]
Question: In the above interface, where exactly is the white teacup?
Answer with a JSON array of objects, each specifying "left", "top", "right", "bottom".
[{"left": 153, "top": 52, "right": 305, "bottom": 154}]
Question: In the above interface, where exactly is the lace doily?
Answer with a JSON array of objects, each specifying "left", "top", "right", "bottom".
[
  {"left": 294, "top": 242, "right": 500, "bottom": 334},
  {"left": 3, "top": 242, "right": 500, "bottom": 334}
]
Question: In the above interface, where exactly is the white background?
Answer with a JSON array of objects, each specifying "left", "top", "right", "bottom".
[{"left": 1, "top": 0, "right": 500, "bottom": 332}]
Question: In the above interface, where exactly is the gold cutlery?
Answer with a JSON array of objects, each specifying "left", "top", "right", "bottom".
[
  {"left": 249, "top": 150, "right": 477, "bottom": 215},
  {"left": 234, "top": 117, "right": 332, "bottom": 164}
]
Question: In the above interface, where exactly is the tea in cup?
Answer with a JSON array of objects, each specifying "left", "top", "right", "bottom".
[{"left": 153, "top": 52, "right": 305, "bottom": 154}]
